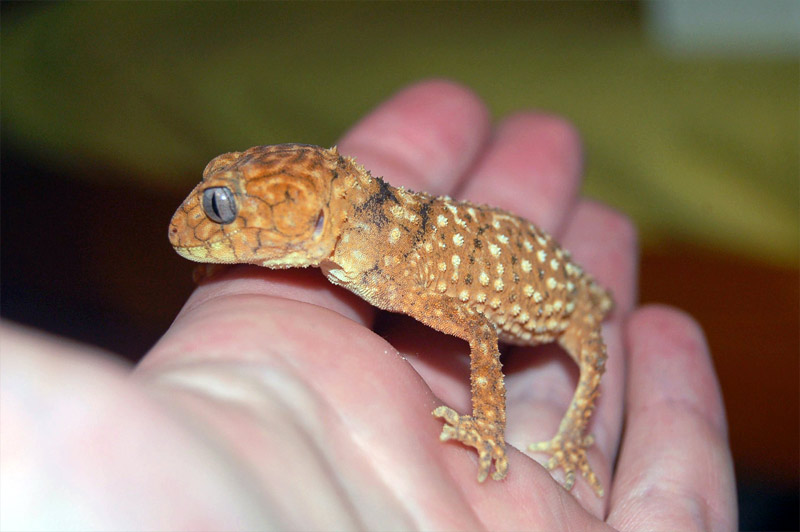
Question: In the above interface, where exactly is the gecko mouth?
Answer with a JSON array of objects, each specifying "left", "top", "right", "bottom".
[
  {"left": 169, "top": 225, "right": 245, "bottom": 263},
  {"left": 171, "top": 233, "right": 297, "bottom": 265},
  {"left": 172, "top": 244, "right": 233, "bottom": 263}
]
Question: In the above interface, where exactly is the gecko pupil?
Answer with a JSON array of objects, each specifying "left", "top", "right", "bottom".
[
  {"left": 312, "top": 210, "right": 325, "bottom": 239},
  {"left": 202, "top": 187, "right": 237, "bottom": 224}
]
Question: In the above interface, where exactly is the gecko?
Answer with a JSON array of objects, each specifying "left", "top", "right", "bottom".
[{"left": 168, "top": 143, "right": 613, "bottom": 496}]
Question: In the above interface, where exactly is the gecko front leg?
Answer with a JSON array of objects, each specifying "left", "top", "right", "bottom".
[{"left": 398, "top": 291, "right": 508, "bottom": 482}]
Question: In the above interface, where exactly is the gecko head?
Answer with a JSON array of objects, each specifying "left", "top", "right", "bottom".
[{"left": 169, "top": 144, "right": 348, "bottom": 268}]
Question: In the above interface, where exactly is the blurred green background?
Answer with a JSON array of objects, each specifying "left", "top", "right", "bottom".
[{"left": 2, "top": 2, "right": 797, "bottom": 529}]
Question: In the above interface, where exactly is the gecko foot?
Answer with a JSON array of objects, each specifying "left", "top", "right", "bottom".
[
  {"left": 433, "top": 406, "right": 508, "bottom": 482},
  {"left": 529, "top": 432, "right": 603, "bottom": 496}
]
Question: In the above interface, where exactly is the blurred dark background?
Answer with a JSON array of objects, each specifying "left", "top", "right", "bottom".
[{"left": 2, "top": 2, "right": 797, "bottom": 529}]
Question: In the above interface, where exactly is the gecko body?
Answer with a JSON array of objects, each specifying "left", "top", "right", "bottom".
[{"left": 169, "top": 143, "right": 612, "bottom": 496}]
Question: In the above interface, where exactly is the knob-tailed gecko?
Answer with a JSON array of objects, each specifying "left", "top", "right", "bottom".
[{"left": 169, "top": 143, "right": 612, "bottom": 496}]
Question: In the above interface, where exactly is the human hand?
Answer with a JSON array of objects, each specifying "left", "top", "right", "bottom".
[{"left": 1, "top": 80, "right": 736, "bottom": 531}]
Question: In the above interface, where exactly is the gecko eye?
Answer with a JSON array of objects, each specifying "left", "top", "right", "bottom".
[{"left": 202, "top": 187, "right": 237, "bottom": 224}]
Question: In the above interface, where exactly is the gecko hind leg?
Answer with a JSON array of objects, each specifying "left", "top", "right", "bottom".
[{"left": 528, "top": 312, "right": 607, "bottom": 496}]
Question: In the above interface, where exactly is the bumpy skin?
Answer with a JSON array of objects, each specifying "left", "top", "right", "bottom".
[{"left": 169, "top": 143, "right": 613, "bottom": 496}]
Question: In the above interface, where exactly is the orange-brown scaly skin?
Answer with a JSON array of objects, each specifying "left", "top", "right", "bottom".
[{"left": 169, "top": 143, "right": 613, "bottom": 496}]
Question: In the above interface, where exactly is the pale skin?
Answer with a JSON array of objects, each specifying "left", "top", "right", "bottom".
[{"left": 0, "top": 80, "right": 736, "bottom": 530}]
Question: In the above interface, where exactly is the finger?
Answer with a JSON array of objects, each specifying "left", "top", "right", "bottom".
[
  {"left": 608, "top": 306, "right": 736, "bottom": 532},
  {"left": 458, "top": 113, "right": 584, "bottom": 234},
  {"left": 338, "top": 79, "right": 491, "bottom": 194}
]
